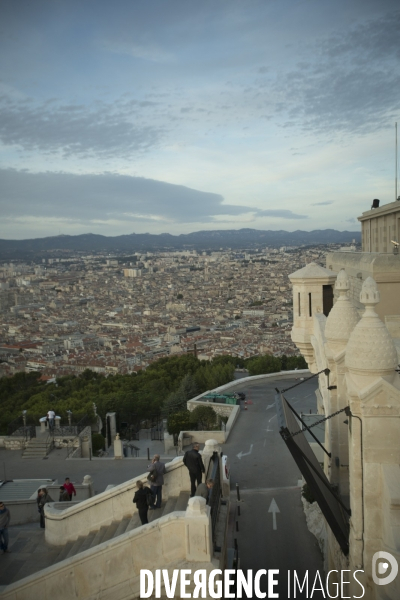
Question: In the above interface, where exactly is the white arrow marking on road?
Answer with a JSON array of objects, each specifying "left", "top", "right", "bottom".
[
  {"left": 266, "top": 403, "right": 275, "bottom": 411},
  {"left": 268, "top": 498, "right": 280, "bottom": 530},
  {"left": 236, "top": 444, "right": 253, "bottom": 459}
]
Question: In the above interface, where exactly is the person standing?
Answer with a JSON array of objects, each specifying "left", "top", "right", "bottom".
[
  {"left": 59, "top": 486, "right": 70, "bottom": 501},
  {"left": 0, "top": 502, "right": 10, "bottom": 554},
  {"left": 148, "top": 454, "right": 166, "bottom": 509},
  {"left": 132, "top": 481, "right": 153, "bottom": 525},
  {"left": 47, "top": 408, "right": 56, "bottom": 431},
  {"left": 37, "top": 488, "right": 53, "bottom": 529},
  {"left": 183, "top": 443, "right": 205, "bottom": 497},
  {"left": 63, "top": 477, "right": 76, "bottom": 500}
]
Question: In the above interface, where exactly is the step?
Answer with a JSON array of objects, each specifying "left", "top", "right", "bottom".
[
  {"left": 66, "top": 536, "right": 87, "bottom": 559},
  {"left": 53, "top": 541, "right": 75, "bottom": 563},
  {"left": 148, "top": 501, "right": 165, "bottom": 522},
  {"left": 101, "top": 521, "right": 120, "bottom": 544},
  {"left": 78, "top": 532, "right": 96, "bottom": 554},
  {"left": 125, "top": 513, "right": 141, "bottom": 532},
  {"left": 161, "top": 496, "right": 177, "bottom": 517},
  {"left": 113, "top": 517, "right": 130, "bottom": 538},
  {"left": 175, "top": 491, "right": 190, "bottom": 512},
  {"left": 89, "top": 525, "right": 108, "bottom": 548}
]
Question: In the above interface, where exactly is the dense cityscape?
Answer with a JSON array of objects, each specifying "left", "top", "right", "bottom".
[{"left": 0, "top": 242, "right": 352, "bottom": 380}]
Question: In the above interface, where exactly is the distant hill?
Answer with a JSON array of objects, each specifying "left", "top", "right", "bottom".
[{"left": 0, "top": 229, "right": 361, "bottom": 259}]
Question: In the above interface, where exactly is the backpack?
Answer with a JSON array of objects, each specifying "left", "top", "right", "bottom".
[{"left": 147, "top": 467, "right": 158, "bottom": 483}]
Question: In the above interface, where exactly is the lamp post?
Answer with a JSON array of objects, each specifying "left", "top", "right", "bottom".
[
  {"left": 22, "top": 410, "right": 27, "bottom": 427},
  {"left": 67, "top": 410, "right": 72, "bottom": 426}
]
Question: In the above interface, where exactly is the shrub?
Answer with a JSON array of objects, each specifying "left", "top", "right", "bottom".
[{"left": 91, "top": 433, "right": 105, "bottom": 454}]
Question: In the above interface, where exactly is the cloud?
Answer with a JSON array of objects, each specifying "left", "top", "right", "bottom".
[
  {"left": 311, "top": 201, "right": 333, "bottom": 206},
  {"left": 0, "top": 168, "right": 259, "bottom": 226},
  {"left": 0, "top": 98, "right": 165, "bottom": 159},
  {"left": 256, "top": 209, "right": 307, "bottom": 219},
  {"left": 273, "top": 10, "right": 400, "bottom": 136}
]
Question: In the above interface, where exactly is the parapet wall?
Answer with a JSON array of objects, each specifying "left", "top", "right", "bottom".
[
  {"left": 2, "top": 498, "right": 216, "bottom": 600},
  {"left": 45, "top": 455, "right": 190, "bottom": 546}
]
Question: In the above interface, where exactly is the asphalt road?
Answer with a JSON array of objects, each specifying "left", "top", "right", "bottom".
[{"left": 223, "top": 376, "right": 325, "bottom": 599}]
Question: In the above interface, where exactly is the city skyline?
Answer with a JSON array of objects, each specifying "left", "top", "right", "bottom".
[{"left": 1, "top": 0, "right": 399, "bottom": 239}]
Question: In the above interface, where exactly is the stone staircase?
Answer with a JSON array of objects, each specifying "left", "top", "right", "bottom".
[
  {"left": 22, "top": 435, "right": 52, "bottom": 459},
  {"left": 0, "top": 491, "right": 191, "bottom": 587}
]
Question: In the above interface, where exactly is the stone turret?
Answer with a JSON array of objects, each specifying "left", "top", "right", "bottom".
[
  {"left": 325, "top": 269, "right": 360, "bottom": 353},
  {"left": 289, "top": 262, "right": 337, "bottom": 371},
  {"left": 345, "top": 277, "right": 398, "bottom": 387}
]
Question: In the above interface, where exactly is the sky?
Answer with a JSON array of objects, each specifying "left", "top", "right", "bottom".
[{"left": 0, "top": 0, "right": 399, "bottom": 240}]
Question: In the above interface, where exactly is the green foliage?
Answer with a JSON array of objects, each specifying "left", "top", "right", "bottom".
[
  {"left": 280, "top": 355, "right": 308, "bottom": 370},
  {"left": 189, "top": 405, "right": 217, "bottom": 430},
  {"left": 166, "top": 411, "right": 192, "bottom": 439},
  {"left": 249, "top": 300, "right": 263, "bottom": 306},
  {"left": 164, "top": 373, "right": 199, "bottom": 413},
  {"left": 244, "top": 353, "right": 307, "bottom": 376},
  {"left": 0, "top": 354, "right": 235, "bottom": 434},
  {"left": 92, "top": 433, "right": 105, "bottom": 454},
  {"left": 246, "top": 354, "right": 281, "bottom": 376}
]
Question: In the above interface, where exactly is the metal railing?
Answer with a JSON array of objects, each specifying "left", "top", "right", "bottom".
[
  {"left": 66, "top": 415, "right": 91, "bottom": 458},
  {"left": 7, "top": 415, "right": 37, "bottom": 439},
  {"left": 207, "top": 451, "right": 222, "bottom": 547}
]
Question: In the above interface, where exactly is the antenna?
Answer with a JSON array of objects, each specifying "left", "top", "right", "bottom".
[{"left": 396, "top": 122, "right": 398, "bottom": 202}]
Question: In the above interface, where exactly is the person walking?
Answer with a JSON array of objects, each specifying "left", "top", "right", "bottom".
[
  {"left": 37, "top": 488, "right": 53, "bottom": 529},
  {"left": 63, "top": 477, "right": 76, "bottom": 500},
  {"left": 183, "top": 442, "right": 205, "bottom": 497},
  {"left": 132, "top": 481, "right": 153, "bottom": 525},
  {"left": 47, "top": 409, "right": 56, "bottom": 431},
  {"left": 0, "top": 502, "right": 11, "bottom": 554},
  {"left": 147, "top": 454, "right": 166, "bottom": 509}
]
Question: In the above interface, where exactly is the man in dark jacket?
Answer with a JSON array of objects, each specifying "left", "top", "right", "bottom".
[
  {"left": 183, "top": 443, "right": 205, "bottom": 497},
  {"left": 133, "top": 480, "right": 153, "bottom": 525},
  {"left": 148, "top": 454, "right": 166, "bottom": 509}
]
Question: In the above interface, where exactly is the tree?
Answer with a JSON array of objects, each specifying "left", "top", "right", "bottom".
[
  {"left": 189, "top": 405, "right": 217, "bottom": 430},
  {"left": 246, "top": 354, "right": 282, "bottom": 376},
  {"left": 166, "top": 411, "right": 192, "bottom": 445}
]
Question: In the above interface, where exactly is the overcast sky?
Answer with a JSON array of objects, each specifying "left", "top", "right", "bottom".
[{"left": 0, "top": 0, "right": 399, "bottom": 239}]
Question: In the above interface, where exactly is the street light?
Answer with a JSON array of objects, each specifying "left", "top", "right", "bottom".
[{"left": 67, "top": 410, "right": 72, "bottom": 426}]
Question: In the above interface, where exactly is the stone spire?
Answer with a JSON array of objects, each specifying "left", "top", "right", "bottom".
[
  {"left": 325, "top": 269, "right": 360, "bottom": 352},
  {"left": 345, "top": 277, "right": 398, "bottom": 386}
]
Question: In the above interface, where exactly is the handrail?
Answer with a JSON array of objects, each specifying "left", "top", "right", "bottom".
[{"left": 207, "top": 451, "right": 222, "bottom": 548}]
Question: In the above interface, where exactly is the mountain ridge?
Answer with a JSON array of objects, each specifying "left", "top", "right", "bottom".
[{"left": 0, "top": 228, "right": 361, "bottom": 259}]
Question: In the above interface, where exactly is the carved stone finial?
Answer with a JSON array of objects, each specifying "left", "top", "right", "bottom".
[
  {"left": 115, "top": 433, "right": 120, "bottom": 440},
  {"left": 325, "top": 269, "right": 359, "bottom": 350},
  {"left": 359, "top": 276, "right": 380, "bottom": 309},
  {"left": 345, "top": 277, "right": 398, "bottom": 385},
  {"left": 335, "top": 268, "right": 350, "bottom": 292}
]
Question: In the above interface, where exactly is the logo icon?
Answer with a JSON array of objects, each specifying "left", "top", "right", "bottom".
[{"left": 372, "top": 551, "right": 398, "bottom": 586}]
